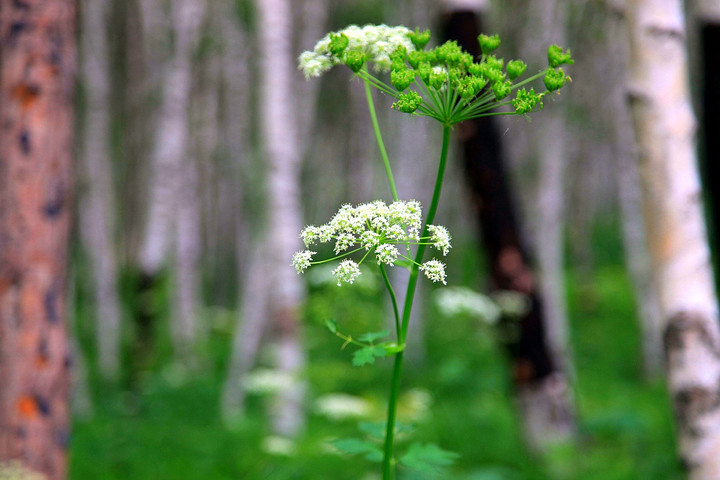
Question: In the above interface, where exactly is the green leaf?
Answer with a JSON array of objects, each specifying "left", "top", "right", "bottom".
[
  {"left": 400, "top": 443, "right": 459, "bottom": 472},
  {"left": 331, "top": 438, "right": 383, "bottom": 462},
  {"left": 358, "top": 330, "right": 389, "bottom": 343},
  {"left": 352, "top": 345, "right": 387, "bottom": 366},
  {"left": 358, "top": 421, "right": 385, "bottom": 439},
  {"left": 325, "top": 318, "right": 338, "bottom": 334}
]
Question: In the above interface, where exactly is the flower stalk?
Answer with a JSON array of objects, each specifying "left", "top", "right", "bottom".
[{"left": 295, "top": 24, "right": 572, "bottom": 479}]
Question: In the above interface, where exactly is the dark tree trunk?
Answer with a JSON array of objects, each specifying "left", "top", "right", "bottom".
[
  {"left": 0, "top": 1, "right": 76, "bottom": 478},
  {"left": 442, "top": 9, "right": 575, "bottom": 448}
]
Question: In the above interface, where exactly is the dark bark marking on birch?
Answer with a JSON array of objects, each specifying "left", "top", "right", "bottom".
[
  {"left": 664, "top": 311, "right": 720, "bottom": 441},
  {"left": 664, "top": 311, "right": 720, "bottom": 360},
  {"left": 646, "top": 25, "right": 684, "bottom": 41}
]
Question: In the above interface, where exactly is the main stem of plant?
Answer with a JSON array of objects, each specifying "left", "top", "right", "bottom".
[{"left": 381, "top": 125, "right": 452, "bottom": 480}]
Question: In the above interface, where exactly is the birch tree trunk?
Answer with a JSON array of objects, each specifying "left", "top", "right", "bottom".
[
  {"left": 0, "top": 1, "right": 76, "bottom": 478},
  {"left": 138, "top": 0, "right": 205, "bottom": 362},
  {"left": 79, "top": 0, "right": 122, "bottom": 380},
  {"left": 257, "top": 0, "right": 307, "bottom": 437},
  {"left": 627, "top": 0, "right": 720, "bottom": 476},
  {"left": 606, "top": 0, "right": 664, "bottom": 377}
]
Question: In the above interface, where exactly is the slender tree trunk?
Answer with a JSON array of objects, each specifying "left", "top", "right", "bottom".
[
  {"left": 606, "top": 0, "right": 664, "bottom": 377},
  {"left": 79, "top": 0, "right": 122, "bottom": 380},
  {"left": 627, "top": 1, "right": 720, "bottom": 477},
  {"left": 442, "top": 8, "right": 576, "bottom": 450},
  {"left": 0, "top": 2, "right": 76, "bottom": 478},
  {"left": 138, "top": 0, "right": 205, "bottom": 362},
  {"left": 257, "top": 0, "right": 307, "bottom": 437}
]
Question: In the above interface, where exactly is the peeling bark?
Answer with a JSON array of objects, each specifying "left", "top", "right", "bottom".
[
  {"left": 0, "top": 1, "right": 76, "bottom": 478},
  {"left": 627, "top": 0, "right": 720, "bottom": 476}
]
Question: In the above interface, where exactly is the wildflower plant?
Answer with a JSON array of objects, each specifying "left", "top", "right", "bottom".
[{"left": 297, "top": 24, "right": 572, "bottom": 479}]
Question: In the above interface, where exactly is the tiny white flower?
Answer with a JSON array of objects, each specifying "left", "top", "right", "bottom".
[
  {"left": 334, "top": 232, "right": 356, "bottom": 254},
  {"left": 360, "top": 231, "right": 381, "bottom": 249},
  {"left": 292, "top": 250, "right": 316, "bottom": 273},
  {"left": 300, "top": 225, "right": 321, "bottom": 246},
  {"left": 332, "top": 259, "right": 362, "bottom": 286},
  {"left": 375, "top": 244, "right": 399, "bottom": 265},
  {"left": 428, "top": 224, "right": 452, "bottom": 255},
  {"left": 420, "top": 259, "right": 447, "bottom": 284}
]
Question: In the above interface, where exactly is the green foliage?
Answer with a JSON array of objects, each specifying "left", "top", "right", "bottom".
[
  {"left": 399, "top": 442, "right": 459, "bottom": 472},
  {"left": 352, "top": 345, "right": 387, "bottom": 366},
  {"left": 332, "top": 438, "right": 383, "bottom": 462}
]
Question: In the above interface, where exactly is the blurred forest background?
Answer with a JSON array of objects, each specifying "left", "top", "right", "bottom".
[{"left": 2, "top": 0, "right": 720, "bottom": 478}]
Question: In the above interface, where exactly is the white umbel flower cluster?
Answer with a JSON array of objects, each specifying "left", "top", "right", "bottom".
[
  {"left": 291, "top": 200, "right": 452, "bottom": 285},
  {"left": 298, "top": 24, "right": 416, "bottom": 78}
]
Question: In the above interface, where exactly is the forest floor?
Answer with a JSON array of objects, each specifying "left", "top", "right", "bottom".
[{"left": 68, "top": 219, "right": 684, "bottom": 480}]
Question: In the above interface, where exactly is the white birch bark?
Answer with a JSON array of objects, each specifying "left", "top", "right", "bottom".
[
  {"left": 138, "top": 0, "right": 204, "bottom": 276},
  {"left": 606, "top": 0, "right": 665, "bottom": 377},
  {"left": 257, "top": 0, "right": 306, "bottom": 437},
  {"left": 79, "top": 0, "right": 122, "bottom": 379},
  {"left": 626, "top": 1, "right": 720, "bottom": 476}
]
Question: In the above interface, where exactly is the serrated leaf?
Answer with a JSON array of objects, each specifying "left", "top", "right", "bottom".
[
  {"left": 331, "top": 438, "right": 383, "bottom": 462},
  {"left": 358, "top": 330, "right": 389, "bottom": 343},
  {"left": 325, "top": 318, "right": 338, "bottom": 334},
  {"left": 399, "top": 443, "right": 459, "bottom": 472},
  {"left": 352, "top": 345, "right": 386, "bottom": 366}
]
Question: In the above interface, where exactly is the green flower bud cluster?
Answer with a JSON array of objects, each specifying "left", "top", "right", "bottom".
[
  {"left": 544, "top": 44, "right": 573, "bottom": 91},
  {"left": 300, "top": 25, "right": 573, "bottom": 123},
  {"left": 512, "top": 88, "right": 543, "bottom": 114}
]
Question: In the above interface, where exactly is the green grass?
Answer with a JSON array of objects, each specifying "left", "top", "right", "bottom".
[{"left": 69, "top": 221, "right": 686, "bottom": 479}]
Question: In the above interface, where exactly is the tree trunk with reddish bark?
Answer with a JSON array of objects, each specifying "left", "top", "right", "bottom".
[
  {"left": 442, "top": 8, "right": 576, "bottom": 450},
  {"left": 0, "top": 1, "right": 76, "bottom": 478}
]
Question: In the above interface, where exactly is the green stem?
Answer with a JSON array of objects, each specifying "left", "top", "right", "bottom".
[
  {"left": 363, "top": 69, "right": 399, "bottom": 202},
  {"left": 381, "top": 124, "right": 452, "bottom": 480},
  {"left": 383, "top": 351, "right": 404, "bottom": 480},
  {"left": 380, "top": 264, "right": 401, "bottom": 340}
]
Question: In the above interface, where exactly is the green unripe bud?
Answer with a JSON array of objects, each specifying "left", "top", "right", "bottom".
[
  {"left": 392, "top": 90, "right": 423, "bottom": 113},
  {"left": 329, "top": 33, "right": 349, "bottom": 56},
  {"left": 512, "top": 88, "right": 544, "bottom": 114},
  {"left": 492, "top": 80, "right": 511, "bottom": 100},
  {"left": 544, "top": 67, "right": 570, "bottom": 91},
  {"left": 506, "top": 60, "right": 527, "bottom": 80},
  {"left": 408, "top": 28, "right": 431, "bottom": 50},
  {"left": 391, "top": 68, "right": 415, "bottom": 91},
  {"left": 547, "top": 45, "right": 574, "bottom": 68},
  {"left": 478, "top": 34, "right": 501, "bottom": 55},
  {"left": 344, "top": 50, "right": 366, "bottom": 73}
]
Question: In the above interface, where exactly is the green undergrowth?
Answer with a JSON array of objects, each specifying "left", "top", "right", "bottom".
[{"left": 69, "top": 220, "right": 685, "bottom": 479}]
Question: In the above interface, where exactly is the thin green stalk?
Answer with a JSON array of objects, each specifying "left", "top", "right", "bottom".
[
  {"left": 381, "top": 124, "right": 452, "bottom": 480},
  {"left": 380, "top": 264, "right": 401, "bottom": 339},
  {"left": 363, "top": 69, "right": 399, "bottom": 202},
  {"left": 383, "top": 351, "right": 404, "bottom": 480}
]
